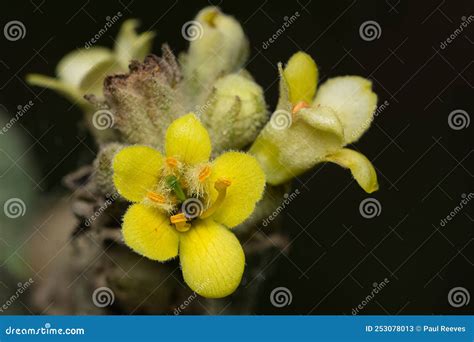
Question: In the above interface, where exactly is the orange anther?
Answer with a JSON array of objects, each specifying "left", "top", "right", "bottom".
[
  {"left": 170, "top": 213, "right": 187, "bottom": 224},
  {"left": 166, "top": 157, "right": 178, "bottom": 168},
  {"left": 198, "top": 166, "right": 212, "bottom": 182},
  {"left": 215, "top": 177, "right": 232, "bottom": 189},
  {"left": 147, "top": 192, "right": 165, "bottom": 203},
  {"left": 292, "top": 101, "right": 310, "bottom": 114}
]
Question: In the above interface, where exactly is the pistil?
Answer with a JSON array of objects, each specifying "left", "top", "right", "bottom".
[{"left": 165, "top": 175, "right": 186, "bottom": 202}]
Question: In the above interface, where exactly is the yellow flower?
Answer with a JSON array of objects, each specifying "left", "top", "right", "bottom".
[
  {"left": 250, "top": 52, "right": 379, "bottom": 193},
  {"left": 26, "top": 20, "right": 155, "bottom": 107},
  {"left": 113, "top": 114, "right": 265, "bottom": 298}
]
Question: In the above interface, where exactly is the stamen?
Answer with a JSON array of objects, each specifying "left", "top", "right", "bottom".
[
  {"left": 200, "top": 178, "right": 232, "bottom": 219},
  {"left": 147, "top": 191, "right": 165, "bottom": 204},
  {"left": 198, "top": 165, "right": 212, "bottom": 182},
  {"left": 292, "top": 101, "right": 310, "bottom": 114},
  {"left": 170, "top": 213, "right": 186, "bottom": 224},
  {"left": 165, "top": 175, "right": 186, "bottom": 202},
  {"left": 170, "top": 213, "right": 190, "bottom": 232},
  {"left": 166, "top": 157, "right": 179, "bottom": 168}
]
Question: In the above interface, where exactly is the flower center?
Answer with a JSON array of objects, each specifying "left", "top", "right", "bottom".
[{"left": 168, "top": 177, "right": 231, "bottom": 232}]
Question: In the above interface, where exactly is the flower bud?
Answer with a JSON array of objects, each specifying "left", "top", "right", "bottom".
[
  {"left": 181, "top": 7, "right": 249, "bottom": 101},
  {"left": 94, "top": 143, "right": 125, "bottom": 196},
  {"left": 103, "top": 48, "right": 183, "bottom": 148},
  {"left": 201, "top": 74, "right": 267, "bottom": 153}
]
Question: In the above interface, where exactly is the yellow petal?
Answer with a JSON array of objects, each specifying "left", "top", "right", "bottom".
[
  {"left": 26, "top": 74, "right": 88, "bottom": 107},
  {"left": 325, "top": 148, "right": 378, "bottom": 193},
  {"left": 79, "top": 57, "right": 123, "bottom": 96},
  {"left": 180, "top": 219, "right": 245, "bottom": 298},
  {"left": 250, "top": 105, "right": 345, "bottom": 185},
  {"left": 122, "top": 204, "right": 179, "bottom": 261},
  {"left": 114, "top": 19, "right": 156, "bottom": 68},
  {"left": 56, "top": 47, "right": 114, "bottom": 88},
  {"left": 209, "top": 152, "right": 265, "bottom": 228},
  {"left": 283, "top": 51, "right": 318, "bottom": 105},
  {"left": 313, "top": 76, "right": 377, "bottom": 144},
  {"left": 165, "top": 113, "right": 211, "bottom": 165},
  {"left": 113, "top": 145, "right": 163, "bottom": 202}
]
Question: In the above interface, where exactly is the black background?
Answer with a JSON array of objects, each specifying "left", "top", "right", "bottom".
[{"left": 0, "top": 0, "right": 472, "bottom": 314}]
